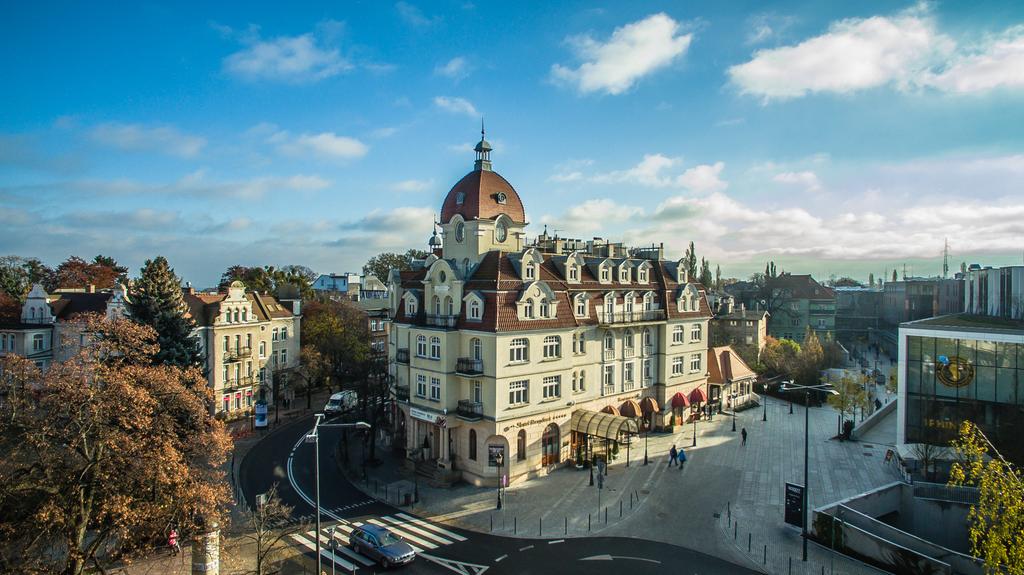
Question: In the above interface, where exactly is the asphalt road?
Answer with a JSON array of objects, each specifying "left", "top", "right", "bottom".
[{"left": 239, "top": 416, "right": 760, "bottom": 575}]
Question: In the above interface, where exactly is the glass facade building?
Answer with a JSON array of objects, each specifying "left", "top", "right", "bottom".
[{"left": 899, "top": 317, "right": 1024, "bottom": 464}]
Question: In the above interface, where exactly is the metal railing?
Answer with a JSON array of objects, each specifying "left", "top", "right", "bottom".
[
  {"left": 224, "top": 346, "right": 252, "bottom": 362},
  {"left": 913, "top": 482, "right": 979, "bottom": 504},
  {"left": 456, "top": 357, "right": 484, "bottom": 375},
  {"left": 602, "top": 349, "right": 615, "bottom": 362},
  {"left": 396, "top": 348, "right": 410, "bottom": 364},
  {"left": 424, "top": 314, "right": 458, "bottom": 329},
  {"left": 395, "top": 385, "right": 410, "bottom": 402},
  {"left": 597, "top": 309, "right": 666, "bottom": 325},
  {"left": 642, "top": 345, "right": 654, "bottom": 356},
  {"left": 456, "top": 399, "right": 483, "bottom": 420},
  {"left": 623, "top": 347, "right": 635, "bottom": 359}
]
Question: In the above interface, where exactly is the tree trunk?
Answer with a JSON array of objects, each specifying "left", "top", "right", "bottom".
[{"left": 67, "top": 445, "right": 102, "bottom": 575}]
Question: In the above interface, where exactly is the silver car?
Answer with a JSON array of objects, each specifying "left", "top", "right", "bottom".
[{"left": 349, "top": 524, "right": 416, "bottom": 568}]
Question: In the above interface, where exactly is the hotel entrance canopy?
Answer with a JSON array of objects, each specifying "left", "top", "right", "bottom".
[{"left": 570, "top": 409, "right": 640, "bottom": 441}]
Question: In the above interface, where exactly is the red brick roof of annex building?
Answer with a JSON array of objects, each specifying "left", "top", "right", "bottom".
[{"left": 769, "top": 273, "right": 835, "bottom": 300}]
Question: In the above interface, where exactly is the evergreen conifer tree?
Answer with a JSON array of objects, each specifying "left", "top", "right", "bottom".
[{"left": 129, "top": 256, "right": 202, "bottom": 368}]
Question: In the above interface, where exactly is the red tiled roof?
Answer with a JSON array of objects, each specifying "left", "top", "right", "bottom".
[
  {"left": 707, "top": 345, "right": 757, "bottom": 385},
  {"left": 50, "top": 292, "right": 114, "bottom": 320},
  {"left": 440, "top": 170, "right": 526, "bottom": 224},
  {"left": 769, "top": 274, "right": 835, "bottom": 300}
]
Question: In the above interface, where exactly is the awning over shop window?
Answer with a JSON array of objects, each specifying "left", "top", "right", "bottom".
[
  {"left": 670, "top": 392, "right": 690, "bottom": 409},
  {"left": 639, "top": 397, "right": 660, "bottom": 415},
  {"left": 600, "top": 404, "right": 620, "bottom": 416},
  {"left": 619, "top": 399, "right": 642, "bottom": 418},
  {"left": 571, "top": 409, "right": 640, "bottom": 441},
  {"left": 689, "top": 387, "right": 708, "bottom": 404}
]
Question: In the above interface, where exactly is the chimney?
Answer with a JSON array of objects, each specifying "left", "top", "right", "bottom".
[
  {"left": 723, "top": 297, "right": 734, "bottom": 314},
  {"left": 740, "top": 302, "right": 746, "bottom": 318},
  {"left": 185, "top": 281, "right": 195, "bottom": 295}
]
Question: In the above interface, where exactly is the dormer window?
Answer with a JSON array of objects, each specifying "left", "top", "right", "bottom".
[
  {"left": 619, "top": 268, "right": 629, "bottom": 283},
  {"left": 540, "top": 299, "right": 550, "bottom": 318},
  {"left": 639, "top": 268, "right": 648, "bottom": 282},
  {"left": 456, "top": 192, "right": 466, "bottom": 205},
  {"left": 575, "top": 295, "right": 586, "bottom": 317},
  {"left": 407, "top": 296, "right": 418, "bottom": 316},
  {"left": 469, "top": 300, "right": 481, "bottom": 320},
  {"left": 525, "top": 265, "right": 535, "bottom": 280},
  {"left": 600, "top": 267, "right": 610, "bottom": 282},
  {"left": 568, "top": 266, "right": 578, "bottom": 281},
  {"left": 524, "top": 300, "right": 534, "bottom": 318},
  {"left": 496, "top": 192, "right": 507, "bottom": 204}
]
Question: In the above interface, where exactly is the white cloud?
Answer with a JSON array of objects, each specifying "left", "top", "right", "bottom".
[
  {"left": 551, "top": 13, "right": 692, "bottom": 95},
  {"left": 391, "top": 179, "right": 433, "bottom": 192},
  {"left": 270, "top": 130, "right": 368, "bottom": 159},
  {"left": 435, "top": 56, "right": 471, "bottom": 80},
  {"left": 433, "top": 96, "right": 479, "bottom": 117},
  {"left": 396, "top": 2, "right": 439, "bottom": 27},
  {"left": 90, "top": 123, "right": 206, "bottom": 158},
  {"left": 729, "top": 6, "right": 952, "bottom": 100},
  {"left": 591, "top": 154, "right": 727, "bottom": 192},
  {"left": 922, "top": 25, "right": 1024, "bottom": 94},
  {"left": 224, "top": 31, "right": 351, "bottom": 83},
  {"left": 773, "top": 171, "right": 822, "bottom": 192},
  {"left": 540, "top": 199, "right": 644, "bottom": 234}
]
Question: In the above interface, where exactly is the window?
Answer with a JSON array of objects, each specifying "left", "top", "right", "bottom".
[
  {"left": 690, "top": 323, "right": 702, "bottom": 342},
  {"left": 643, "top": 359, "right": 652, "bottom": 384},
  {"left": 430, "top": 336, "right": 441, "bottom": 359},
  {"left": 643, "top": 294, "right": 653, "bottom": 311},
  {"left": 510, "top": 338, "right": 529, "bottom": 363},
  {"left": 32, "top": 334, "right": 44, "bottom": 351},
  {"left": 246, "top": 334, "right": 252, "bottom": 350},
  {"left": 623, "top": 362, "right": 634, "bottom": 388},
  {"left": 572, "top": 371, "right": 578, "bottom": 392},
  {"left": 577, "top": 332, "right": 586, "bottom": 353},
  {"left": 281, "top": 327, "right": 288, "bottom": 340},
  {"left": 281, "top": 349, "right": 287, "bottom": 365},
  {"left": 445, "top": 296, "right": 454, "bottom": 316},
  {"left": 272, "top": 328, "right": 279, "bottom": 342},
  {"left": 416, "top": 374, "right": 427, "bottom": 398},
  {"left": 625, "top": 296, "right": 634, "bottom": 313},
  {"left": 469, "top": 300, "right": 481, "bottom": 320},
  {"left": 407, "top": 297, "right": 418, "bottom": 315},
  {"left": 472, "top": 380, "right": 482, "bottom": 403},
  {"left": 433, "top": 296, "right": 441, "bottom": 315},
  {"left": 672, "top": 325, "right": 684, "bottom": 344},
  {"left": 604, "top": 332, "right": 614, "bottom": 351},
  {"left": 603, "top": 365, "right": 614, "bottom": 390},
  {"left": 234, "top": 393, "right": 241, "bottom": 410},
  {"left": 672, "top": 357, "right": 684, "bottom": 375},
  {"left": 259, "top": 341, "right": 266, "bottom": 358},
  {"left": 525, "top": 265, "right": 535, "bottom": 280},
  {"left": 690, "top": 353, "right": 702, "bottom": 373},
  {"left": 223, "top": 336, "right": 229, "bottom": 352},
  {"left": 430, "top": 377, "right": 441, "bottom": 401},
  {"left": 639, "top": 269, "right": 648, "bottom": 282},
  {"left": 579, "top": 370, "right": 586, "bottom": 391},
  {"left": 233, "top": 309, "right": 240, "bottom": 322},
  {"left": 620, "top": 268, "right": 629, "bottom": 282},
  {"left": 259, "top": 368, "right": 266, "bottom": 384},
  {"left": 604, "top": 296, "right": 614, "bottom": 314},
  {"left": 524, "top": 300, "right": 534, "bottom": 318},
  {"left": 223, "top": 395, "right": 230, "bottom": 412},
  {"left": 817, "top": 319, "right": 826, "bottom": 329},
  {"left": 417, "top": 335, "right": 427, "bottom": 357},
  {"left": 539, "top": 299, "right": 549, "bottom": 318},
  {"left": 517, "top": 430, "right": 526, "bottom": 461},
  {"left": 730, "top": 320, "right": 738, "bottom": 326},
  {"left": 242, "top": 309, "right": 247, "bottom": 322},
  {"left": 600, "top": 267, "right": 609, "bottom": 282},
  {"left": 569, "top": 266, "right": 578, "bottom": 280},
  {"left": 509, "top": 380, "right": 529, "bottom": 405},
  {"left": 234, "top": 334, "right": 241, "bottom": 351},
  {"left": 643, "top": 328, "right": 652, "bottom": 348},
  {"left": 222, "top": 366, "right": 228, "bottom": 383},
  {"left": 681, "top": 297, "right": 689, "bottom": 312},
  {"left": 624, "top": 330, "right": 634, "bottom": 350},
  {"left": 543, "top": 335, "right": 561, "bottom": 358},
  {"left": 469, "top": 429, "right": 477, "bottom": 461},
  {"left": 471, "top": 338, "right": 482, "bottom": 361},
  {"left": 575, "top": 296, "right": 586, "bottom": 317},
  {"left": 495, "top": 220, "right": 508, "bottom": 242},
  {"left": 1, "top": 334, "right": 5, "bottom": 350},
  {"left": 542, "top": 376, "right": 561, "bottom": 399}
]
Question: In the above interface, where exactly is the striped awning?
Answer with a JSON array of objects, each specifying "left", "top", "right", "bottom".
[{"left": 571, "top": 409, "right": 640, "bottom": 441}]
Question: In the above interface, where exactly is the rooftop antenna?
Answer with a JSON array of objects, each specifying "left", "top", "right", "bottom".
[{"left": 943, "top": 238, "right": 950, "bottom": 278}]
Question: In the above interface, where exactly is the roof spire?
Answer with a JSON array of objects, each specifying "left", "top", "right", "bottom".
[{"left": 473, "top": 121, "right": 493, "bottom": 172}]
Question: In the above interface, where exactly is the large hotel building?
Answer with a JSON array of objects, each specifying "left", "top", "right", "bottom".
[{"left": 388, "top": 135, "right": 722, "bottom": 486}]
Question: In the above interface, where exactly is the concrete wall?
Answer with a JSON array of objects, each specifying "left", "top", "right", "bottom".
[{"left": 851, "top": 398, "right": 896, "bottom": 441}]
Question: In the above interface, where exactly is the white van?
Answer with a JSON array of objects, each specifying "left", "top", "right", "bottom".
[{"left": 324, "top": 390, "right": 358, "bottom": 416}]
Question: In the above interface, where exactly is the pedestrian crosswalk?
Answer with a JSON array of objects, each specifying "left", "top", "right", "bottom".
[{"left": 290, "top": 512, "right": 468, "bottom": 572}]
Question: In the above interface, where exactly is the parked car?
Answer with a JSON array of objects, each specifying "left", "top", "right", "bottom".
[
  {"left": 348, "top": 524, "right": 416, "bottom": 568},
  {"left": 324, "top": 390, "right": 358, "bottom": 416}
]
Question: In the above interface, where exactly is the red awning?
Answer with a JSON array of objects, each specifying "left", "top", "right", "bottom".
[
  {"left": 688, "top": 387, "right": 708, "bottom": 404},
  {"left": 639, "top": 397, "right": 660, "bottom": 415},
  {"left": 670, "top": 392, "right": 690, "bottom": 409},
  {"left": 619, "top": 399, "right": 642, "bottom": 418},
  {"left": 601, "top": 404, "right": 620, "bottom": 416}
]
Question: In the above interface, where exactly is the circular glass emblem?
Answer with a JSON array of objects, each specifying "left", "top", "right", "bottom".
[
  {"left": 455, "top": 222, "right": 465, "bottom": 243},
  {"left": 495, "top": 221, "right": 508, "bottom": 242},
  {"left": 496, "top": 192, "right": 507, "bottom": 204},
  {"left": 439, "top": 271, "right": 447, "bottom": 283},
  {"left": 936, "top": 355, "right": 974, "bottom": 388}
]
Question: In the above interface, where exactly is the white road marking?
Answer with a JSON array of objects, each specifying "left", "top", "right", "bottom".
[
  {"left": 366, "top": 518, "right": 438, "bottom": 549},
  {"left": 579, "top": 554, "right": 661, "bottom": 564},
  {"left": 518, "top": 545, "right": 534, "bottom": 552},
  {"left": 395, "top": 512, "right": 468, "bottom": 541},
  {"left": 494, "top": 554, "right": 508, "bottom": 562},
  {"left": 378, "top": 515, "right": 453, "bottom": 545},
  {"left": 285, "top": 434, "right": 344, "bottom": 522},
  {"left": 419, "top": 552, "right": 490, "bottom": 575},
  {"left": 289, "top": 533, "right": 357, "bottom": 571},
  {"left": 548, "top": 539, "right": 564, "bottom": 544}
]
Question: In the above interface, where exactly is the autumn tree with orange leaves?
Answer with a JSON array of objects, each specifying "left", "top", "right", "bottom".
[{"left": 0, "top": 314, "right": 231, "bottom": 575}]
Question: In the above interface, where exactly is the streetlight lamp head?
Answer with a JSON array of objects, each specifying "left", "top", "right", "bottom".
[
  {"left": 304, "top": 432, "right": 317, "bottom": 444},
  {"left": 355, "top": 422, "right": 371, "bottom": 430}
]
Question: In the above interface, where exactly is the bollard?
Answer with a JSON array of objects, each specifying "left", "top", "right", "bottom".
[
  {"left": 619, "top": 500, "right": 623, "bottom": 517},
  {"left": 763, "top": 544, "right": 767, "bottom": 565},
  {"left": 564, "top": 516, "right": 568, "bottom": 535},
  {"left": 821, "top": 567, "right": 824, "bottom": 575},
  {"left": 604, "top": 507, "right": 608, "bottom": 524},
  {"left": 490, "top": 515, "right": 493, "bottom": 532},
  {"left": 514, "top": 517, "right": 517, "bottom": 535},
  {"left": 630, "top": 494, "right": 634, "bottom": 509},
  {"left": 588, "top": 513, "right": 592, "bottom": 532},
  {"left": 789, "top": 557, "right": 792, "bottom": 575},
  {"left": 748, "top": 533, "right": 751, "bottom": 552},
  {"left": 734, "top": 522, "right": 737, "bottom": 539},
  {"left": 539, "top": 517, "right": 542, "bottom": 536}
]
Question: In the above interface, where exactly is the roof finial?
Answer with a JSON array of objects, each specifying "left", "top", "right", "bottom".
[{"left": 473, "top": 121, "right": 493, "bottom": 171}]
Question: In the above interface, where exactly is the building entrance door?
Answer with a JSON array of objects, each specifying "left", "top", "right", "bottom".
[{"left": 541, "top": 423, "right": 560, "bottom": 466}]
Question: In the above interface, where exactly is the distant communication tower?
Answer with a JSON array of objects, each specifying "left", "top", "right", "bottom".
[{"left": 943, "top": 238, "right": 950, "bottom": 278}]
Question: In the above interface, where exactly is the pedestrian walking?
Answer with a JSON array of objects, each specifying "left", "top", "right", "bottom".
[
  {"left": 668, "top": 445, "right": 678, "bottom": 467},
  {"left": 168, "top": 528, "right": 180, "bottom": 556},
  {"left": 678, "top": 447, "right": 687, "bottom": 470},
  {"left": 740, "top": 427, "right": 748, "bottom": 446}
]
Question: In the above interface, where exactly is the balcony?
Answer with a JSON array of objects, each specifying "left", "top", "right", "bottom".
[
  {"left": 456, "top": 399, "right": 483, "bottom": 421},
  {"left": 224, "top": 346, "right": 252, "bottom": 362},
  {"left": 455, "top": 357, "right": 484, "bottom": 376},
  {"left": 396, "top": 348, "right": 410, "bottom": 364},
  {"left": 395, "top": 385, "right": 410, "bottom": 402},
  {"left": 642, "top": 345, "right": 654, "bottom": 356},
  {"left": 597, "top": 309, "right": 666, "bottom": 326},
  {"left": 424, "top": 314, "right": 458, "bottom": 329},
  {"left": 623, "top": 347, "right": 635, "bottom": 359},
  {"left": 602, "top": 349, "right": 615, "bottom": 362}
]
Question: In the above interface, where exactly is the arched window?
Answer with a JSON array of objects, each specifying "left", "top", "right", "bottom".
[
  {"left": 416, "top": 335, "right": 427, "bottom": 357},
  {"left": 604, "top": 331, "right": 614, "bottom": 351},
  {"left": 517, "top": 430, "right": 527, "bottom": 461},
  {"left": 241, "top": 308, "right": 247, "bottom": 322},
  {"left": 625, "top": 295, "right": 634, "bottom": 312},
  {"left": 543, "top": 335, "right": 561, "bottom": 358},
  {"left": 524, "top": 300, "right": 534, "bottom": 318},
  {"left": 469, "top": 430, "right": 477, "bottom": 461},
  {"left": 575, "top": 295, "right": 586, "bottom": 316},
  {"left": 433, "top": 296, "right": 441, "bottom": 315},
  {"left": 30, "top": 307, "right": 35, "bottom": 319},
  {"left": 445, "top": 296, "right": 454, "bottom": 316},
  {"left": 643, "top": 328, "right": 652, "bottom": 348},
  {"left": 469, "top": 300, "right": 481, "bottom": 320},
  {"left": 471, "top": 338, "right": 482, "bottom": 361},
  {"left": 223, "top": 335, "right": 229, "bottom": 352},
  {"left": 539, "top": 299, "right": 549, "bottom": 318},
  {"left": 407, "top": 296, "right": 418, "bottom": 315},
  {"left": 233, "top": 309, "right": 240, "bottom": 322},
  {"left": 604, "top": 295, "right": 614, "bottom": 314},
  {"left": 644, "top": 292, "right": 653, "bottom": 311},
  {"left": 430, "top": 336, "right": 442, "bottom": 359},
  {"left": 624, "top": 330, "right": 634, "bottom": 350},
  {"left": 509, "top": 338, "right": 529, "bottom": 363}
]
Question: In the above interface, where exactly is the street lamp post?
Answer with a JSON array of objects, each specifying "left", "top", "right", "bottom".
[
  {"left": 495, "top": 452, "right": 504, "bottom": 510},
  {"left": 762, "top": 396, "right": 767, "bottom": 421},
  {"left": 643, "top": 418, "right": 649, "bottom": 466},
  {"left": 305, "top": 415, "right": 371, "bottom": 575},
  {"left": 780, "top": 382, "right": 838, "bottom": 563},
  {"left": 692, "top": 409, "right": 697, "bottom": 447},
  {"left": 731, "top": 392, "right": 737, "bottom": 432}
]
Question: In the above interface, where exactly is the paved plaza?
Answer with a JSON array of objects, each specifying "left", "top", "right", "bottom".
[{"left": 353, "top": 391, "right": 902, "bottom": 574}]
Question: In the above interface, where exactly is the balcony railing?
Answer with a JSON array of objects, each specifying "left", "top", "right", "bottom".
[
  {"left": 642, "top": 345, "right": 654, "bottom": 356},
  {"left": 424, "top": 314, "right": 458, "bottom": 329},
  {"left": 395, "top": 385, "right": 410, "bottom": 402},
  {"left": 602, "top": 349, "right": 615, "bottom": 362},
  {"left": 224, "top": 346, "right": 252, "bottom": 362},
  {"left": 597, "top": 309, "right": 666, "bottom": 325},
  {"left": 623, "top": 347, "right": 635, "bottom": 359},
  {"left": 455, "top": 357, "right": 484, "bottom": 376},
  {"left": 396, "top": 348, "right": 410, "bottom": 364},
  {"left": 456, "top": 399, "right": 483, "bottom": 420}
]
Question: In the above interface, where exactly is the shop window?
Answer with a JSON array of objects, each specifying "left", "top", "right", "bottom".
[
  {"left": 469, "top": 430, "right": 477, "bottom": 461},
  {"left": 517, "top": 430, "right": 526, "bottom": 461}
]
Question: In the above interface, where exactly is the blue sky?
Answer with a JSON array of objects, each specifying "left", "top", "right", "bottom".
[{"left": 2, "top": 1, "right": 1023, "bottom": 287}]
